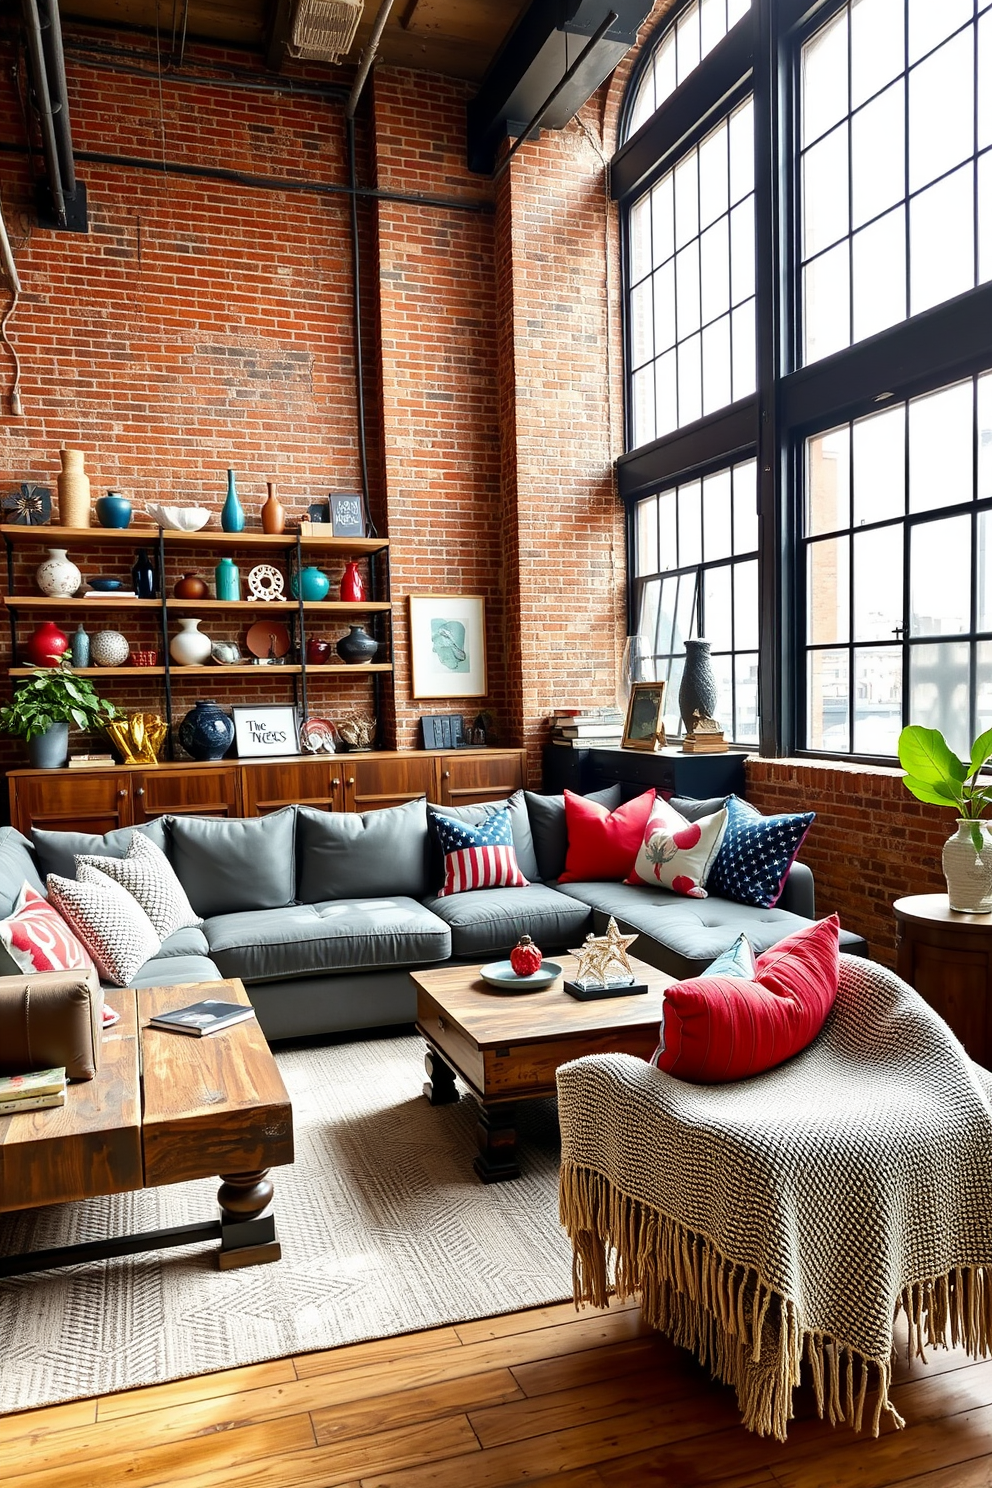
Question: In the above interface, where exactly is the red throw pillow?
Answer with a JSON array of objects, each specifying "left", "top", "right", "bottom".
[
  {"left": 558, "top": 789, "right": 656, "bottom": 884},
  {"left": 0, "top": 881, "right": 96, "bottom": 974},
  {"left": 655, "top": 914, "right": 840, "bottom": 1083}
]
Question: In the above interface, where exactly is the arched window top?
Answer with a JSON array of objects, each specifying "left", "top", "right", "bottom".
[{"left": 623, "top": 0, "right": 751, "bottom": 144}]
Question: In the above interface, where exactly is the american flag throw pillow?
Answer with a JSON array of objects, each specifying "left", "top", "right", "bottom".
[{"left": 432, "top": 807, "right": 529, "bottom": 897}]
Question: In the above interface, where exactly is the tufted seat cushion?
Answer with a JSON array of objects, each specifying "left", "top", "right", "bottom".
[
  {"left": 422, "top": 883, "right": 592, "bottom": 959},
  {"left": 202, "top": 898, "right": 451, "bottom": 983}
]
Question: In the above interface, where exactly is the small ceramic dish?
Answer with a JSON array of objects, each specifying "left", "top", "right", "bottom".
[
  {"left": 147, "top": 504, "right": 212, "bottom": 532},
  {"left": 89, "top": 577, "right": 122, "bottom": 591},
  {"left": 479, "top": 960, "right": 563, "bottom": 993}
]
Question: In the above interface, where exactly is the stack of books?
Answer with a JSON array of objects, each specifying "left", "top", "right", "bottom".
[
  {"left": 681, "top": 727, "right": 729, "bottom": 754},
  {"left": 550, "top": 708, "right": 625, "bottom": 749},
  {"left": 0, "top": 1067, "right": 67, "bottom": 1116}
]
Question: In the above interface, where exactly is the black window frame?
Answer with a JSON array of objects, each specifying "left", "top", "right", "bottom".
[{"left": 614, "top": 0, "right": 992, "bottom": 762}]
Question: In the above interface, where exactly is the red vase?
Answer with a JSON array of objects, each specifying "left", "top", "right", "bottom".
[
  {"left": 26, "top": 621, "right": 69, "bottom": 667},
  {"left": 340, "top": 560, "right": 366, "bottom": 602}
]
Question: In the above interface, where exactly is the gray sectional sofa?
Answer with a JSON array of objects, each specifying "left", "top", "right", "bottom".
[{"left": 0, "top": 786, "right": 869, "bottom": 1041}]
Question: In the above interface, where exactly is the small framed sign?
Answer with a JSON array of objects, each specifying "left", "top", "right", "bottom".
[
  {"left": 329, "top": 492, "right": 366, "bottom": 538},
  {"left": 622, "top": 681, "right": 667, "bottom": 752},
  {"left": 232, "top": 705, "right": 300, "bottom": 758}
]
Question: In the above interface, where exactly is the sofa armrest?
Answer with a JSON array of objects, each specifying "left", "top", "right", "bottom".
[
  {"left": 0, "top": 967, "right": 104, "bottom": 1080},
  {"left": 777, "top": 861, "right": 815, "bottom": 919}
]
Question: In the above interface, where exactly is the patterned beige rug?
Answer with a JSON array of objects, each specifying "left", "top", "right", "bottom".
[{"left": 0, "top": 1031, "right": 571, "bottom": 1414}]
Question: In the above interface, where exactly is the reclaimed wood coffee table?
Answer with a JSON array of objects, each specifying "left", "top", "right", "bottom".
[
  {"left": 0, "top": 977, "right": 294, "bottom": 1276},
  {"left": 412, "top": 953, "right": 672, "bottom": 1182}
]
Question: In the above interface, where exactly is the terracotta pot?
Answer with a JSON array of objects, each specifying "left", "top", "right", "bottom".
[
  {"left": 261, "top": 481, "right": 285, "bottom": 535},
  {"left": 174, "top": 573, "right": 209, "bottom": 599}
]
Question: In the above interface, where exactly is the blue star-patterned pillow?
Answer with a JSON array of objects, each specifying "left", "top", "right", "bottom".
[
  {"left": 432, "top": 806, "right": 529, "bottom": 897},
  {"left": 707, "top": 795, "right": 814, "bottom": 908}
]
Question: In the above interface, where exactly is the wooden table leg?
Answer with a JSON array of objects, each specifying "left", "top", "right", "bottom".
[
  {"left": 216, "top": 1168, "right": 282, "bottom": 1270},
  {"left": 423, "top": 1046, "right": 459, "bottom": 1105},
  {"left": 474, "top": 1102, "right": 520, "bottom": 1183}
]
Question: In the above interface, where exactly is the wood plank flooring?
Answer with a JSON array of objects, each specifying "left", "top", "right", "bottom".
[{"left": 3, "top": 1295, "right": 992, "bottom": 1488}]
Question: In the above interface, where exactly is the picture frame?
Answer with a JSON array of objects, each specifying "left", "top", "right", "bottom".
[
  {"left": 329, "top": 492, "right": 366, "bottom": 538},
  {"left": 622, "top": 681, "right": 667, "bottom": 752},
  {"left": 232, "top": 705, "right": 300, "bottom": 758},
  {"left": 409, "top": 594, "right": 487, "bottom": 700}
]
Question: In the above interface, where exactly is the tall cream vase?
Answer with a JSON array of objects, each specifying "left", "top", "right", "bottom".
[{"left": 57, "top": 447, "right": 91, "bottom": 528}]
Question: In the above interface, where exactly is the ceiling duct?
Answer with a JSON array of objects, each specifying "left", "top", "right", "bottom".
[
  {"left": 467, "top": 0, "right": 653, "bottom": 175},
  {"left": 289, "top": 0, "right": 364, "bottom": 63}
]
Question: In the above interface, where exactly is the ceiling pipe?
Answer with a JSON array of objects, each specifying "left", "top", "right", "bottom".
[
  {"left": 20, "top": 0, "right": 66, "bottom": 225},
  {"left": 345, "top": 0, "right": 397, "bottom": 119},
  {"left": 37, "top": 0, "right": 76, "bottom": 195}
]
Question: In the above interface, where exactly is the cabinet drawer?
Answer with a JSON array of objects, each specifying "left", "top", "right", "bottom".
[
  {"left": 134, "top": 767, "right": 241, "bottom": 821},
  {"left": 10, "top": 772, "right": 132, "bottom": 836},
  {"left": 241, "top": 760, "right": 338, "bottom": 815},
  {"left": 347, "top": 755, "right": 435, "bottom": 812},
  {"left": 436, "top": 750, "right": 525, "bottom": 807}
]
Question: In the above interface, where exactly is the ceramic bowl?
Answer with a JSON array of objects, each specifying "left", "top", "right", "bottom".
[
  {"left": 89, "top": 577, "right": 122, "bottom": 592},
  {"left": 479, "top": 960, "right": 563, "bottom": 993},
  {"left": 147, "top": 504, "right": 212, "bottom": 532}
]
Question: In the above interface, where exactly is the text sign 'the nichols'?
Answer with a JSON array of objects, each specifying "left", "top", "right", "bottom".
[{"left": 232, "top": 705, "right": 300, "bottom": 758}]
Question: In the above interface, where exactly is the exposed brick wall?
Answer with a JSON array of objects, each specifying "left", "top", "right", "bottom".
[{"left": 746, "top": 757, "right": 949, "bottom": 967}]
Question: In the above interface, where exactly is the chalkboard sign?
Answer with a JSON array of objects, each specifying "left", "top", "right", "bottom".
[{"left": 329, "top": 492, "right": 365, "bottom": 538}]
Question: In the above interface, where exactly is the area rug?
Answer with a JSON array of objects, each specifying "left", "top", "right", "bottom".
[{"left": 0, "top": 1030, "right": 572, "bottom": 1414}]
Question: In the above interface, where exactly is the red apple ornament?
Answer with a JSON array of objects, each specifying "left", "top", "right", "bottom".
[{"left": 510, "top": 935, "right": 543, "bottom": 977}]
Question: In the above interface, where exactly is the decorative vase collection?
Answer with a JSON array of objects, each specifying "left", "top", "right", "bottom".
[
  {"left": 35, "top": 548, "right": 82, "bottom": 598},
  {"left": 96, "top": 491, "right": 132, "bottom": 529},
  {"left": 170, "top": 617, "right": 212, "bottom": 666},
  {"left": 91, "top": 630, "right": 130, "bottom": 668},
  {"left": 291, "top": 566, "right": 331, "bottom": 601},
  {"left": 131, "top": 548, "right": 157, "bottom": 599},
  {"left": 25, "top": 621, "right": 68, "bottom": 667},
  {"left": 178, "top": 700, "right": 236, "bottom": 761},
  {"left": 678, "top": 637, "right": 718, "bottom": 734},
  {"left": 70, "top": 623, "right": 90, "bottom": 668},
  {"left": 57, "top": 447, "right": 90, "bottom": 527},
  {"left": 942, "top": 822, "right": 992, "bottom": 914},
  {"left": 340, "top": 560, "right": 365, "bottom": 602},
  {"left": 260, "top": 482, "right": 285, "bottom": 535},
  {"left": 305, "top": 637, "right": 332, "bottom": 665},
  {"left": 174, "top": 572, "right": 209, "bottom": 599},
  {"left": 221, "top": 468, "right": 245, "bottom": 533},
  {"left": 215, "top": 556, "right": 242, "bottom": 601},
  {"left": 335, "top": 625, "right": 378, "bottom": 664}
]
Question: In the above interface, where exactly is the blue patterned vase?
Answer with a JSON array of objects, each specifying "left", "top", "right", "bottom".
[{"left": 178, "top": 700, "right": 235, "bottom": 761}]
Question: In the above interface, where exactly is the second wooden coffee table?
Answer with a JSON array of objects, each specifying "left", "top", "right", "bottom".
[{"left": 412, "top": 953, "right": 672, "bottom": 1182}]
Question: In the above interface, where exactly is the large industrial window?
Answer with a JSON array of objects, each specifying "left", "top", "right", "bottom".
[{"left": 615, "top": 0, "right": 992, "bottom": 759}]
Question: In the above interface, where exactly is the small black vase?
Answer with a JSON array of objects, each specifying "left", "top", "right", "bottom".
[
  {"left": 679, "top": 638, "right": 718, "bottom": 733},
  {"left": 178, "top": 700, "right": 235, "bottom": 761},
  {"left": 131, "top": 548, "right": 157, "bottom": 599},
  {"left": 335, "top": 625, "right": 379, "bottom": 664}
]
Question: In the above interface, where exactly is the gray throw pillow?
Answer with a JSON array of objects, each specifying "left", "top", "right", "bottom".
[
  {"left": 297, "top": 797, "right": 429, "bottom": 903},
  {"left": 670, "top": 794, "right": 729, "bottom": 822},
  {"left": 524, "top": 785, "right": 623, "bottom": 882},
  {"left": 0, "top": 826, "right": 47, "bottom": 918},
  {"left": 425, "top": 790, "right": 540, "bottom": 888},
  {"left": 32, "top": 819, "right": 170, "bottom": 884},
  {"left": 167, "top": 808, "right": 296, "bottom": 918}
]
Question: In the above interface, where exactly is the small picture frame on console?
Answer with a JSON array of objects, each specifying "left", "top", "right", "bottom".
[
  {"left": 329, "top": 493, "right": 366, "bottom": 538},
  {"left": 232, "top": 705, "right": 300, "bottom": 759},
  {"left": 622, "top": 681, "right": 667, "bottom": 752}
]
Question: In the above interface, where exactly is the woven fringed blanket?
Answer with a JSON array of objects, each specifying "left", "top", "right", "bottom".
[{"left": 557, "top": 955, "right": 992, "bottom": 1441}]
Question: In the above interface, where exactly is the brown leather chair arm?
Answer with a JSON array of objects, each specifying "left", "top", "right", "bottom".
[{"left": 0, "top": 968, "right": 104, "bottom": 1081}]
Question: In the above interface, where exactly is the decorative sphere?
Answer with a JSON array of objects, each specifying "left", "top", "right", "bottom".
[
  {"left": 179, "top": 700, "right": 235, "bottom": 762},
  {"left": 90, "top": 630, "right": 130, "bottom": 667}
]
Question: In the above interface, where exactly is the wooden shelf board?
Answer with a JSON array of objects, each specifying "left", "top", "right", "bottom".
[
  {"left": 165, "top": 599, "right": 392, "bottom": 612},
  {"left": 0, "top": 525, "right": 160, "bottom": 544},
  {"left": 9, "top": 666, "right": 167, "bottom": 677},
  {"left": 3, "top": 596, "right": 158, "bottom": 609},
  {"left": 169, "top": 663, "right": 303, "bottom": 676},
  {"left": 0, "top": 525, "right": 388, "bottom": 555},
  {"left": 300, "top": 662, "right": 393, "bottom": 673}
]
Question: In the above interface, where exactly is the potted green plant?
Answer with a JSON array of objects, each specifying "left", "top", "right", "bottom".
[
  {"left": 898, "top": 725, "right": 992, "bottom": 912},
  {"left": 0, "top": 661, "right": 117, "bottom": 769}
]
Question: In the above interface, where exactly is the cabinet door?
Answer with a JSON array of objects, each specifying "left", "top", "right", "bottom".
[
  {"left": 241, "top": 760, "right": 343, "bottom": 816},
  {"left": 435, "top": 750, "right": 525, "bottom": 807},
  {"left": 10, "top": 770, "right": 133, "bottom": 836},
  {"left": 343, "top": 755, "right": 436, "bottom": 813},
  {"left": 132, "top": 767, "right": 241, "bottom": 823}
]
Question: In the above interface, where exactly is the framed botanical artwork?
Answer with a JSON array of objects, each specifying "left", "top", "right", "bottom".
[
  {"left": 622, "top": 681, "right": 667, "bottom": 752},
  {"left": 409, "top": 594, "right": 487, "bottom": 699},
  {"left": 232, "top": 705, "right": 300, "bottom": 758}
]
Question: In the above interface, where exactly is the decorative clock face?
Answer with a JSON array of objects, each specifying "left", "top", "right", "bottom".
[{"left": 3, "top": 484, "right": 52, "bottom": 525}]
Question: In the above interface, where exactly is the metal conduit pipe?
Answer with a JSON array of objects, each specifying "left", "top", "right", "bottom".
[
  {"left": 19, "top": 0, "right": 65, "bottom": 224},
  {"left": 345, "top": 0, "right": 397, "bottom": 120},
  {"left": 37, "top": 0, "right": 76, "bottom": 195}
]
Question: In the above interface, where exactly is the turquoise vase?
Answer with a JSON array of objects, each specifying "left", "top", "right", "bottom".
[
  {"left": 290, "top": 566, "right": 331, "bottom": 601},
  {"left": 215, "top": 556, "right": 241, "bottom": 601},
  {"left": 221, "top": 469, "right": 245, "bottom": 533}
]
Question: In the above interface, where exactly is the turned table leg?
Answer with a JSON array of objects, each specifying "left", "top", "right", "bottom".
[
  {"left": 216, "top": 1168, "right": 281, "bottom": 1269},
  {"left": 423, "top": 1046, "right": 459, "bottom": 1105},
  {"left": 474, "top": 1102, "right": 520, "bottom": 1183}
]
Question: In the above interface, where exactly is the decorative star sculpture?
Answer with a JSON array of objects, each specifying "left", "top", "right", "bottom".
[{"left": 568, "top": 916, "right": 639, "bottom": 987}]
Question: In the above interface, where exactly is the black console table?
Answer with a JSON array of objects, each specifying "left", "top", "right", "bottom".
[{"left": 542, "top": 744, "right": 749, "bottom": 799}]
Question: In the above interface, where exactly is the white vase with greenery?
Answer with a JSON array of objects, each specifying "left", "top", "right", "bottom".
[{"left": 898, "top": 726, "right": 992, "bottom": 913}]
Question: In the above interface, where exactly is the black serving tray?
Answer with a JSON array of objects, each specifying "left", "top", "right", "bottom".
[{"left": 563, "top": 979, "right": 650, "bottom": 1001}]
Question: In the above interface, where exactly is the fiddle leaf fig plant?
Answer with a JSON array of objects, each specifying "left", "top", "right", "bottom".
[
  {"left": 898, "top": 725, "right": 992, "bottom": 851},
  {"left": 0, "top": 661, "right": 117, "bottom": 742}
]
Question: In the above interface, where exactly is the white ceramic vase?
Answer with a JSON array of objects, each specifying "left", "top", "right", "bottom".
[
  {"left": 942, "top": 819, "right": 992, "bottom": 913},
  {"left": 170, "top": 617, "right": 212, "bottom": 666},
  {"left": 90, "top": 630, "right": 130, "bottom": 667},
  {"left": 35, "top": 548, "right": 82, "bottom": 598}
]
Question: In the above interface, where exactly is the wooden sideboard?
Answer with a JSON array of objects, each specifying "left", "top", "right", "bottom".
[{"left": 7, "top": 747, "right": 527, "bottom": 836}]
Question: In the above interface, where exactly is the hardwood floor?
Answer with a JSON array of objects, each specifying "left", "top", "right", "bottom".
[{"left": 3, "top": 1295, "right": 991, "bottom": 1488}]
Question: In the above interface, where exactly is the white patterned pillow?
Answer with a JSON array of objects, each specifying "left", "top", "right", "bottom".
[
  {"left": 76, "top": 831, "right": 202, "bottom": 940},
  {"left": 47, "top": 868, "right": 162, "bottom": 986}
]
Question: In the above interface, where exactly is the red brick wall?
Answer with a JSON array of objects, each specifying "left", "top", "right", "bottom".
[{"left": 746, "top": 757, "right": 949, "bottom": 967}]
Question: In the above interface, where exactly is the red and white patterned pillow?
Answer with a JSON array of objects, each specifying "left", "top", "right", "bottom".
[
  {"left": 47, "top": 869, "right": 161, "bottom": 987},
  {"left": 626, "top": 797, "right": 728, "bottom": 898},
  {"left": 0, "top": 882, "right": 96, "bottom": 974}
]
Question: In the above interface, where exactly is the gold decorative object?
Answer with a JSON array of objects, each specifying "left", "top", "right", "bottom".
[
  {"left": 336, "top": 710, "right": 376, "bottom": 751},
  {"left": 105, "top": 712, "right": 168, "bottom": 765},
  {"left": 568, "top": 916, "right": 639, "bottom": 989}
]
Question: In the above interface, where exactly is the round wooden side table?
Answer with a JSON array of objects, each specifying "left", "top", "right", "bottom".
[{"left": 893, "top": 894, "right": 992, "bottom": 1067}]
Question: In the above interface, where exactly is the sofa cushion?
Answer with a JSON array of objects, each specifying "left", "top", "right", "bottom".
[
  {"left": 168, "top": 808, "right": 296, "bottom": 917},
  {"left": 31, "top": 820, "right": 169, "bottom": 883},
  {"left": 627, "top": 797, "right": 728, "bottom": 898},
  {"left": 707, "top": 795, "right": 814, "bottom": 908},
  {"left": 48, "top": 868, "right": 162, "bottom": 987},
  {"left": 0, "top": 828, "right": 47, "bottom": 918},
  {"left": 128, "top": 953, "right": 223, "bottom": 989},
  {"left": 202, "top": 898, "right": 451, "bottom": 982},
  {"left": 426, "top": 791, "right": 540, "bottom": 887},
  {"left": 155, "top": 925, "right": 211, "bottom": 959},
  {"left": 422, "top": 883, "right": 592, "bottom": 960},
  {"left": 0, "top": 882, "right": 96, "bottom": 975},
  {"left": 432, "top": 806, "right": 529, "bottom": 897},
  {"left": 76, "top": 832, "right": 202, "bottom": 940},
  {"left": 559, "top": 789, "right": 656, "bottom": 884},
  {"left": 297, "top": 798, "right": 429, "bottom": 903},
  {"left": 669, "top": 795, "right": 729, "bottom": 822},
  {"left": 524, "top": 786, "right": 622, "bottom": 881}
]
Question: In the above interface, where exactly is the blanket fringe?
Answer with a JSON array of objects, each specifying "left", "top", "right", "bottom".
[{"left": 560, "top": 1161, "right": 992, "bottom": 1442}]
